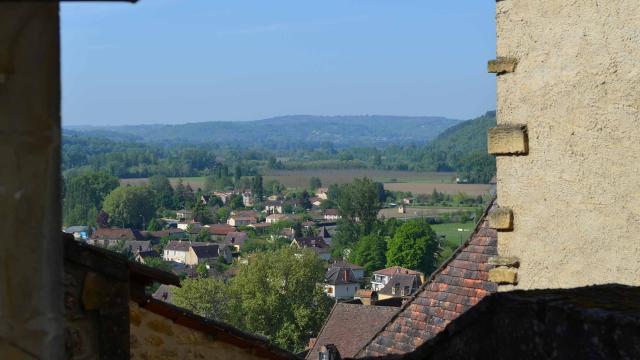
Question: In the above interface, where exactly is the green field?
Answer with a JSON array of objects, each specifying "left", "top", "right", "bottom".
[{"left": 431, "top": 222, "right": 476, "bottom": 248}]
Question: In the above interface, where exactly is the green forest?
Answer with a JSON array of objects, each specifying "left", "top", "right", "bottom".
[{"left": 62, "top": 111, "right": 496, "bottom": 183}]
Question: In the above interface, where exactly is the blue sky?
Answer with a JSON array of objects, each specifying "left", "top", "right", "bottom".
[{"left": 61, "top": 1, "right": 495, "bottom": 126}]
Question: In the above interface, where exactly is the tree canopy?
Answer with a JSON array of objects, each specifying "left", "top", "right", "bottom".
[
  {"left": 102, "top": 186, "right": 156, "bottom": 228},
  {"left": 170, "top": 247, "right": 332, "bottom": 353},
  {"left": 63, "top": 171, "right": 119, "bottom": 226},
  {"left": 386, "top": 218, "right": 441, "bottom": 275}
]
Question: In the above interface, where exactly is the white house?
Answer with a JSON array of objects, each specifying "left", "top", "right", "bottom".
[
  {"left": 264, "top": 201, "right": 284, "bottom": 214},
  {"left": 176, "top": 209, "right": 194, "bottom": 221},
  {"left": 330, "top": 260, "right": 365, "bottom": 281},
  {"left": 371, "top": 266, "right": 423, "bottom": 292},
  {"left": 227, "top": 216, "right": 257, "bottom": 227},
  {"left": 323, "top": 209, "right": 340, "bottom": 221},
  {"left": 266, "top": 213, "right": 289, "bottom": 224},
  {"left": 177, "top": 221, "right": 201, "bottom": 231},
  {"left": 242, "top": 192, "right": 254, "bottom": 207},
  {"left": 324, "top": 267, "right": 360, "bottom": 300},
  {"left": 162, "top": 240, "right": 207, "bottom": 263}
]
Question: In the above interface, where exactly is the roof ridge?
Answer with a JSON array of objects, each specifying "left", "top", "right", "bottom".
[
  {"left": 305, "top": 301, "right": 339, "bottom": 359},
  {"left": 353, "top": 197, "right": 497, "bottom": 358}
]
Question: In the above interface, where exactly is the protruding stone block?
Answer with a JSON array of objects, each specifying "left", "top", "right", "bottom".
[
  {"left": 488, "top": 267, "right": 518, "bottom": 284},
  {"left": 488, "top": 207, "right": 513, "bottom": 230},
  {"left": 488, "top": 125, "right": 528, "bottom": 155},
  {"left": 489, "top": 256, "right": 520, "bottom": 267},
  {"left": 488, "top": 57, "right": 518, "bottom": 74}
]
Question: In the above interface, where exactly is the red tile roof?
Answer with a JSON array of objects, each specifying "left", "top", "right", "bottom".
[
  {"left": 91, "top": 228, "right": 142, "bottom": 240},
  {"left": 356, "top": 199, "right": 499, "bottom": 357},
  {"left": 206, "top": 224, "right": 236, "bottom": 235},
  {"left": 373, "top": 266, "right": 422, "bottom": 277},
  {"left": 306, "top": 303, "right": 399, "bottom": 360}
]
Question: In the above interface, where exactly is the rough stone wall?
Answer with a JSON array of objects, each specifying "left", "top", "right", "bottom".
[
  {"left": 64, "top": 238, "right": 130, "bottom": 359},
  {"left": 495, "top": 1, "right": 640, "bottom": 289},
  {"left": 130, "top": 302, "right": 276, "bottom": 360},
  {"left": 0, "top": 3, "right": 63, "bottom": 358}
]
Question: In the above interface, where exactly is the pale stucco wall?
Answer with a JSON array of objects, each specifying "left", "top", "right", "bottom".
[
  {"left": 130, "top": 302, "right": 277, "bottom": 360},
  {"left": 495, "top": 1, "right": 640, "bottom": 289}
]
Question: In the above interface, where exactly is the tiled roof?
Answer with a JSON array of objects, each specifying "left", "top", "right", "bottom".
[
  {"left": 206, "top": 224, "right": 236, "bottom": 235},
  {"left": 123, "top": 240, "right": 152, "bottom": 253},
  {"left": 140, "top": 229, "right": 186, "bottom": 239},
  {"left": 136, "top": 249, "right": 159, "bottom": 259},
  {"left": 306, "top": 303, "right": 399, "bottom": 360},
  {"left": 164, "top": 241, "right": 208, "bottom": 252},
  {"left": 294, "top": 236, "right": 329, "bottom": 249},
  {"left": 355, "top": 289, "right": 376, "bottom": 299},
  {"left": 325, "top": 267, "right": 359, "bottom": 285},
  {"left": 323, "top": 209, "right": 338, "bottom": 216},
  {"left": 373, "top": 266, "right": 421, "bottom": 277},
  {"left": 233, "top": 210, "right": 260, "bottom": 218},
  {"left": 225, "top": 231, "right": 248, "bottom": 246},
  {"left": 91, "top": 228, "right": 142, "bottom": 240},
  {"left": 356, "top": 199, "right": 498, "bottom": 357},
  {"left": 191, "top": 244, "right": 219, "bottom": 259},
  {"left": 378, "top": 273, "right": 421, "bottom": 297},
  {"left": 331, "top": 259, "right": 364, "bottom": 270}
]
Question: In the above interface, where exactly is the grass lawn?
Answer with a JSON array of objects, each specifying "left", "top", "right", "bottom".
[{"left": 431, "top": 221, "right": 476, "bottom": 248}]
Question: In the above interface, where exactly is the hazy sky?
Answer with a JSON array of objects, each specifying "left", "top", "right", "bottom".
[{"left": 61, "top": 1, "right": 496, "bottom": 126}]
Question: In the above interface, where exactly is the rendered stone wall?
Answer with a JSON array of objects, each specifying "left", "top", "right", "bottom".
[
  {"left": 130, "top": 302, "right": 276, "bottom": 360},
  {"left": 0, "top": 3, "right": 63, "bottom": 358},
  {"left": 495, "top": 1, "right": 640, "bottom": 289}
]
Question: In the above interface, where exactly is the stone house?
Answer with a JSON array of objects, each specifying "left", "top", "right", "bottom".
[
  {"left": 63, "top": 234, "right": 297, "bottom": 359},
  {"left": 185, "top": 243, "right": 232, "bottom": 265},
  {"left": 227, "top": 216, "right": 257, "bottom": 227}
]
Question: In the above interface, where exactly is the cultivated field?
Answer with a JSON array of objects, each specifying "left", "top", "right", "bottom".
[
  {"left": 383, "top": 182, "right": 491, "bottom": 196},
  {"left": 120, "top": 177, "right": 207, "bottom": 189},
  {"left": 263, "top": 169, "right": 456, "bottom": 187},
  {"left": 120, "top": 169, "right": 491, "bottom": 196}
]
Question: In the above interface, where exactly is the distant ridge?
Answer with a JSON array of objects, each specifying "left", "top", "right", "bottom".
[{"left": 64, "top": 115, "right": 461, "bottom": 148}]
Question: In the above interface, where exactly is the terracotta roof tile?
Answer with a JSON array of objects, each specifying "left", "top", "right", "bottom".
[
  {"left": 306, "top": 303, "right": 399, "bottom": 360},
  {"left": 355, "top": 199, "right": 498, "bottom": 357}
]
